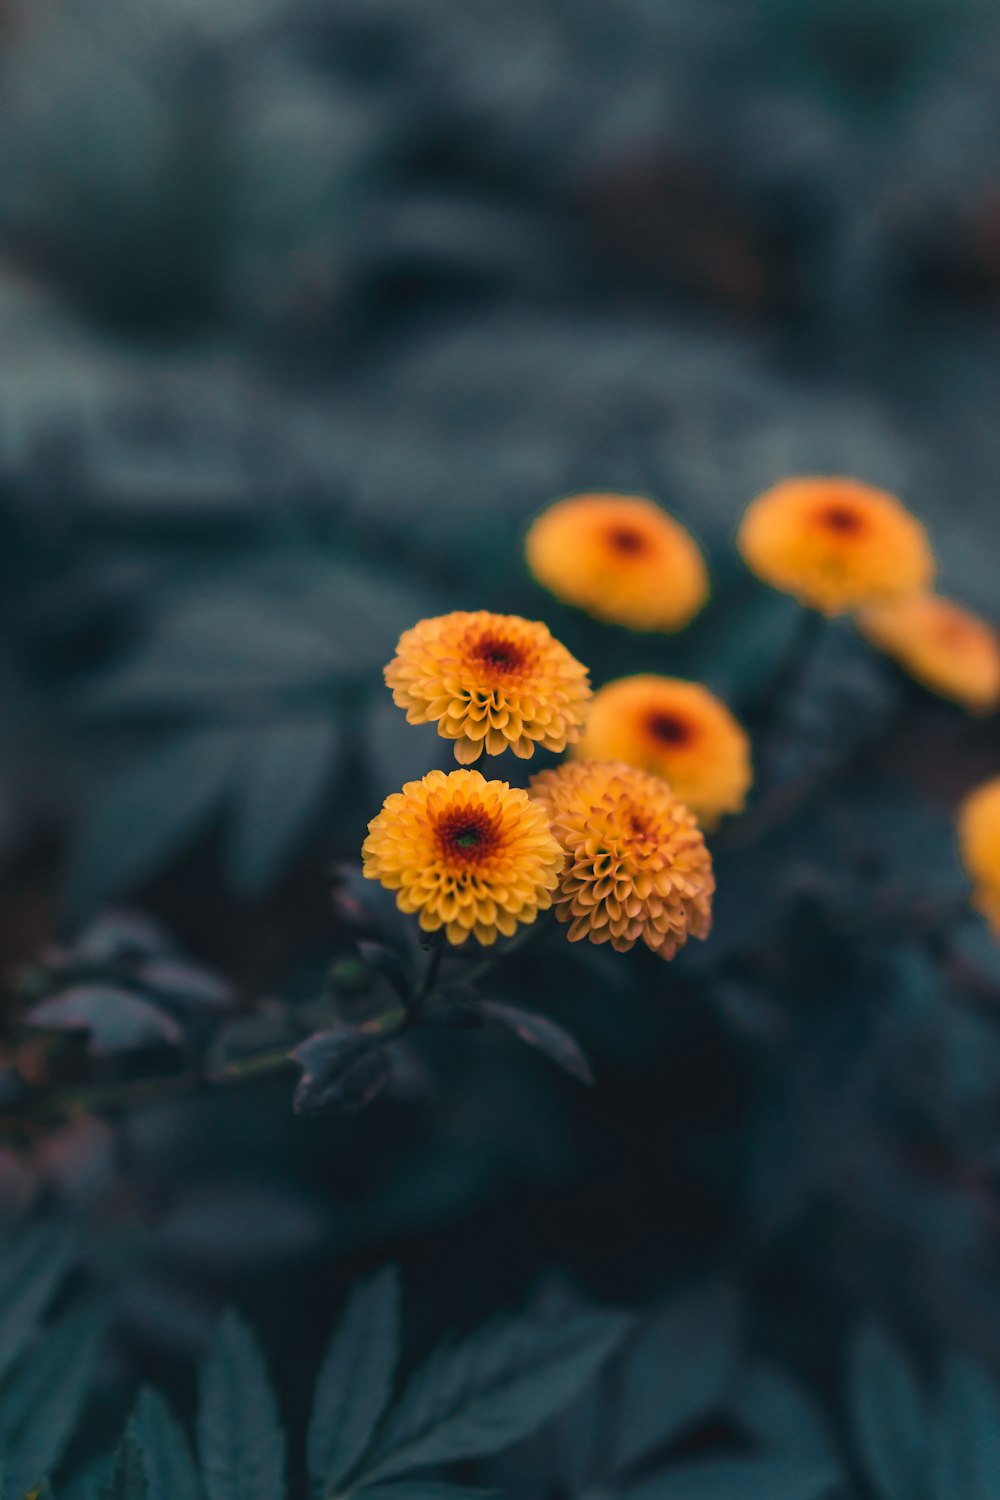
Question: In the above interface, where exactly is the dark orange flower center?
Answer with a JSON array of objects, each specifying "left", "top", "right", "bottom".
[
  {"left": 605, "top": 524, "right": 651, "bottom": 556},
  {"left": 816, "top": 502, "right": 865, "bottom": 535},
  {"left": 645, "top": 709, "right": 693, "bottom": 746},
  {"left": 469, "top": 633, "right": 525, "bottom": 674},
  {"left": 436, "top": 806, "right": 499, "bottom": 862}
]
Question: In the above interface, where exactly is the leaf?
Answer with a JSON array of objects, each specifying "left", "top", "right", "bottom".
[
  {"left": 848, "top": 1326, "right": 925, "bottom": 1500},
  {"left": 66, "top": 730, "right": 240, "bottom": 920},
  {"left": 478, "top": 1001, "right": 593, "bottom": 1084},
  {"left": 26, "top": 986, "right": 184, "bottom": 1053},
  {"left": 132, "top": 958, "right": 234, "bottom": 1011},
  {"left": 198, "top": 1310, "right": 285, "bottom": 1500},
  {"left": 622, "top": 1456, "right": 838, "bottom": 1500},
  {"left": 928, "top": 1357, "right": 1000, "bottom": 1500},
  {"left": 0, "top": 1301, "right": 107, "bottom": 1498},
  {"left": 131, "top": 1388, "right": 203, "bottom": 1500},
  {"left": 291, "top": 1029, "right": 391, "bottom": 1116},
  {"left": 615, "top": 1285, "right": 740, "bottom": 1471},
  {"left": 227, "top": 720, "right": 343, "bottom": 897},
  {"left": 358, "top": 1487, "right": 501, "bottom": 1500},
  {"left": 101, "top": 1433, "right": 147, "bottom": 1500},
  {"left": 307, "top": 1267, "right": 400, "bottom": 1492},
  {"left": 736, "top": 1365, "right": 838, "bottom": 1466},
  {"left": 358, "top": 1308, "right": 629, "bottom": 1485},
  {"left": 0, "top": 1227, "right": 75, "bottom": 1385}
]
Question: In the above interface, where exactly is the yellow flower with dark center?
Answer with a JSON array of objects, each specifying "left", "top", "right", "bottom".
[
  {"left": 737, "top": 476, "right": 934, "bottom": 615},
  {"left": 857, "top": 593, "right": 1000, "bottom": 716},
  {"left": 529, "top": 760, "right": 714, "bottom": 957},
  {"left": 385, "top": 611, "right": 591, "bottom": 765},
  {"left": 958, "top": 776, "right": 1000, "bottom": 935},
  {"left": 525, "top": 493, "right": 709, "bottom": 632},
  {"left": 574, "top": 675, "right": 751, "bottom": 829},
  {"left": 362, "top": 769, "right": 565, "bottom": 946}
]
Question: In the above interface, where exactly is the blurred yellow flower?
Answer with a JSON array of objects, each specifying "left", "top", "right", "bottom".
[
  {"left": 385, "top": 611, "right": 590, "bottom": 765},
  {"left": 958, "top": 776, "right": 1000, "bottom": 935},
  {"left": 362, "top": 768, "right": 565, "bottom": 946},
  {"left": 530, "top": 760, "right": 714, "bottom": 957},
  {"left": 573, "top": 675, "right": 751, "bottom": 828},
  {"left": 857, "top": 593, "right": 1000, "bottom": 716},
  {"left": 737, "top": 476, "right": 934, "bottom": 615},
  {"left": 525, "top": 492, "right": 708, "bottom": 632}
]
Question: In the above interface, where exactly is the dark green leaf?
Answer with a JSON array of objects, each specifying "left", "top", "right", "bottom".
[
  {"left": 928, "top": 1357, "right": 1000, "bottom": 1500},
  {"left": 622, "top": 1456, "right": 839, "bottom": 1500},
  {"left": 848, "top": 1327, "right": 924, "bottom": 1500},
  {"left": 131, "top": 1388, "right": 204, "bottom": 1500},
  {"left": 736, "top": 1366, "right": 838, "bottom": 1466},
  {"left": 291, "top": 1029, "right": 390, "bottom": 1116},
  {"left": 307, "top": 1267, "right": 400, "bottom": 1492},
  {"left": 26, "top": 986, "right": 184, "bottom": 1053},
  {"left": 101, "top": 1433, "right": 147, "bottom": 1500},
  {"left": 0, "top": 1228, "right": 75, "bottom": 1385},
  {"left": 66, "top": 730, "right": 240, "bottom": 920},
  {"left": 132, "top": 959, "right": 234, "bottom": 1011},
  {"left": 479, "top": 1001, "right": 593, "bottom": 1084},
  {"left": 615, "top": 1286, "right": 740, "bottom": 1470},
  {"left": 227, "top": 720, "right": 343, "bottom": 897},
  {"left": 358, "top": 1308, "right": 628, "bottom": 1484},
  {"left": 198, "top": 1310, "right": 285, "bottom": 1500}
]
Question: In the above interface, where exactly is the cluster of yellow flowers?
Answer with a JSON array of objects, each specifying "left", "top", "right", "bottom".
[{"left": 364, "top": 475, "right": 998, "bottom": 952}]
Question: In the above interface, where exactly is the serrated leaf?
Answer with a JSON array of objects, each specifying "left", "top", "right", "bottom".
[
  {"left": 0, "top": 1301, "right": 106, "bottom": 1498},
  {"left": 228, "top": 720, "right": 342, "bottom": 897},
  {"left": 622, "top": 1456, "right": 838, "bottom": 1500},
  {"left": 479, "top": 1001, "right": 593, "bottom": 1084},
  {"left": 307, "top": 1268, "right": 400, "bottom": 1492},
  {"left": 615, "top": 1286, "right": 740, "bottom": 1471},
  {"left": 928, "top": 1357, "right": 1000, "bottom": 1500},
  {"left": 848, "top": 1327, "right": 925, "bottom": 1500},
  {"left": 132, "top": 1388, "right": 203, "bottom": 1500},
  {"left": 358, "top": 1308, "right": 629, "bottom": 1485},
  {"left": 66, "top": 730, "right": 240, "bottom": 920},
  {"left": 26, "top": 986, "right": 184, "bottom": 1053},
  {"left": 291, "top": 1029, "right": 390, "bottom": 1116},
  {"left": 101, "top": 1433, "right": 147, "bottom": 1500},
  {"left": 0, "top": 1227, "right": 74, "bottom": 1386},
  {"left": 198, "top": 1311, "right": 285, "bottom": 1500}
]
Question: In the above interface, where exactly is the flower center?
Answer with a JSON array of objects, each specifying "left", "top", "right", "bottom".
[
  {"left": 645, "top": 710, "right": 692, "bottom": 746},
  {"left": 436, "top": 806, "right": 498, "bottom": 863},
  {"left": 817, "top": 502, "right": 864, "bottom": 535},
  {"left": 469, "top": 633, "right": 525, "bottom": 674},
  {"left": 605, "top": 524, "right": 650, "bottom": 556}
]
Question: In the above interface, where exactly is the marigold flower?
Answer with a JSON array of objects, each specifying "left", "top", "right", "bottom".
[
  {"left": 385, "top": 611, "right": 590, "bottom": 765},
  {"left": 857, "top": 593, "right": 1000, "bottom": 716},
  {"left": 958, "top": 776, "right": 1000, "bottom": 935},
  {"left": 530, "top": 761, "right": 714, "bottom": 957},
  {"left": 573, "top": 675, "right": 751, "bottom": 829},
  {"left": 525, "top": 493, "right": 709, "bottom": 632},
  {"left": 737, "top": 476, "right": 934, "bottom": 615},
  {"left": 362, "top": 769, "right": 565, "bottom": 946}
]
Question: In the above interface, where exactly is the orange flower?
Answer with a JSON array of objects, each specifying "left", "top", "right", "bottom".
[
  {"left": 573, "top": 675, "right": 751, "bottom": 828},
  {"left": 737, "top": 476, "right": 934, "bottom": 615},
  {"left": 958, "top": 776, "right": 1000, "bottom": 935},
  {"left": 525, "top": 493, "right": 709, "bottom": 632},
  {"left": 362, "top": 769, "right": 565, "bottom": 946},
  {"left": 385, "top": 611, "right": 591, "bottom": 765},
  {"left": 530, "top": 761, "right": 714, "bottom": 957},
  {"left": 857, "top": 593, "right": 1000, "bottom": 715}
]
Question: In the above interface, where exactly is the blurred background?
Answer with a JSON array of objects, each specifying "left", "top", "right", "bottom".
[{"left": 1, "top": 0, "right": 1000, "bottom": 1486}]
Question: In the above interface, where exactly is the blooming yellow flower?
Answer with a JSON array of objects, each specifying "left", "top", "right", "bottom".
[
  {"left": 385, "top": 611, "right": 591, "bottom": 765},
  {"left": 573, "top": 675, "right": 751, "bottom": 829},
  {"left": 737, "top": 476, "right": 934, "bottom": 615},
  {"left": 958, "top": 776, "right": 1000, "bottom": 935},
  {"left": 362, "top": 769, "right": 565, "bottom": 946},
  {"left": 857, "top": 593, "right": 1000, "bottom": 716},
  {"left": 530, "top": 761, "right": 714, "bottom": 957},
  {"left": 525, "top": 493, "right": 709, "bottom": 632}
]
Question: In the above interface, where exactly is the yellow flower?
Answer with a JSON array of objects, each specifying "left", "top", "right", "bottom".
[
  {"left": 857, "top": 593, "right": 1000, "bottom": 716},
  {"left": 737, "top": 476, "right": 934, "bottom": 615},
  {"left": 525, "top": 492, "right": 709, "bottom": 632},
  {"left": 529, "top": 761, "right": 714, "bottom": 957},
  {"left": 573, "top": 675, "right": 751, "bottom": 829},
  {"left": 385, "top": 611, "right": 591, "bottom": 765},
  {"left": 362, "top": 769, "right": 565, "bottom": 946},
  {"left": 958, "top": 776, "right": 1000, "bottom": 935}
]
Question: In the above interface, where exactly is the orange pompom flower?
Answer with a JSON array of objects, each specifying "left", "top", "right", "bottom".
[
  {"left": 525, "top": 492, "right": 709, "bottom": 632},
  {"left": 385, "top": 611, "right": 591, "bottom": 765},
  {"left": 573, "top": 675, "right": 751, "bottom": 829},
  {"left": 362, "top": 769, "right": 565, "bottom": 946},
  {"left": 958, "top": 776, "right": 1000, "bottom": 936},
  {"left": 737, "top": 476, "right": 934, "bottom": 615},
  {"left": 857, "top": 593, "right": 1000, "bottom": 716},
  {"left": 530, "top": 761, "right": 714, "bottom": 957}
]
